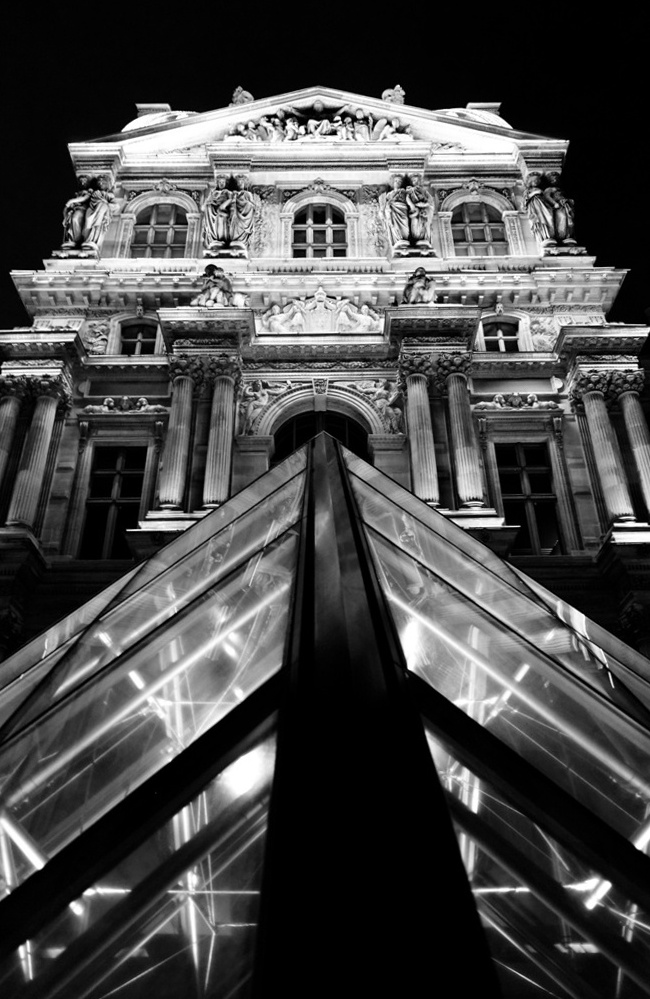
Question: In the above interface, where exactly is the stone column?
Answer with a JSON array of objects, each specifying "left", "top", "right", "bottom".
[
  {"left": 203, "top": 355, "right": 242, "bottom": 508},
  {"left": 6, "top": 378, "right": 69, "bottom": 530},
  {"left": 158, "top": 357, "right": 204, "bottom": 509},
  {"left": 571, "top": 370, "right": 635, "bottom": 523},
  {"left": 0, "top": 376, "right": 27, "bottom": 489},
  {"left": 610, "top": 369, "right": 650, "bottom": 518},
  {"left": 399, "top": 353, "right": 439, "bottom": 504},
  {"left": 436, "top": 353, "right": 484, "bottom": 508}
]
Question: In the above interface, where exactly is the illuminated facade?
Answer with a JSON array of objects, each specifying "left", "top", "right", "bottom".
[{"left": 1, "top": 87, "right": 650, "bottom": 997}]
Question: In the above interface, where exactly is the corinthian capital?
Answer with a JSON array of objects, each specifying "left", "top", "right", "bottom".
[
  {"left": 207, "top": 354, "right": 243, "bottom": 389},
  {"left": 169, "top": 356, "right": 205, "bottom": 387},
  {"left": 434, "top": 352, "right": 471, "bottom": 392},
  {"left": 608, "top": 368, "right": 645, "bottom": 400},
  {"left": 569, "top": 369, "right": 611, "bottom": 405},
  {"left": 398, "top": 352, "right": 434, "bottom": 388},
  {"left": 0, "top": 375, "right": 29, "bottom": 400},
  {"left": 27, "top": 375, "right": 71, "bottom": 408}
]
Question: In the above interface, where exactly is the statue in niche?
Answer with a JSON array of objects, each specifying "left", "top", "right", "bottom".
[
  {"left": 62, "top": 176, "right": 115, "bottom": 250},
  {"left": 381, "top": 176, "right": 434, "bottom": 249},
  {"left": 203, "top": 176, "right": 258, "bottom": 253},
  {"left": 190, "top": 265, "right": 248, "bottom": 308},
  {"left": 402, "top": 268, "right": 436, "bottom": 305},
  {"left": 240, "top": 379, "right": 292, "bottom": 434},
  {"left": 525, "top": 173, "right": 554, "bottom": 244}
]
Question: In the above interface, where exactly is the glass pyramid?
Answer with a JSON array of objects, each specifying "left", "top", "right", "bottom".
[{"left": 1, "top": 435, "right": 650, "bottom": 998}]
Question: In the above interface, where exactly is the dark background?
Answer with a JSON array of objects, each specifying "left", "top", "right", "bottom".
[{"left": 2, "top": 9, "right": 647, "bottom": 328}]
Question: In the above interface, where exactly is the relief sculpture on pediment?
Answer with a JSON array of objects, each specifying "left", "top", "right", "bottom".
[{"left": 259, "top": 288, "right": 383, "bottom": 334}]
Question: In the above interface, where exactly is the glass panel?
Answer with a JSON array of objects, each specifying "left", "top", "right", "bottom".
[
  {"left": 293, "top": 248, "right": 307, "bottom": 258},
  {"left": 0, "top": 733, "right": 276, "bottom": 999},
  {"left": 130, "top": 246, "right": 148, "bottom": 258},
  {"left": 294, "top": 208, "right": 308, "bottom": 224},
  {"left": 344, "top": 466, "right": 650, "bottom": 845},
  {"left": 0, "top": 529, "right": 297, "bottom": 878},
  {"left": 132, "top": 229, "right": 149, "bottom": 244},
  {"left": 292, "top": 229, "right": 306, "bottom": 243},
  {"left": 332, "top": 248, "right": 347, "bottom": 257},
  {"left": 424, "top": 725, "right": 650, "bottom": 999},
  {"left": 154, "top": 204, "right": 173, "bottom": 224},
  {"left": 332, "top": 230, "right": 346, "bottom": 243},
  {"left": 153, "top": 229, "right": 169, "bottom": 244},
  {"left": 312, "top": 248, "right": 326, "bottom": 258},
  {"left": 312, "top": 230, "right": 327, "bottom": 244},
  {"left": 466, "top": 203, "right": 485, "bottom": 222},
  {"left": 312, "top": 207, "right": 326, "bottom": 224},
  {"left": 136, "top": 207, "right": 153, "bottom": 224}
]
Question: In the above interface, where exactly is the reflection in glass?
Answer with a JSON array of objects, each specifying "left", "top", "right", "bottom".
[
  {"left": 0, "top": 529, "right": 298, "bottom": 893},
  {"left": 1, "top": 734, "right": 276, "bottom": 999},
  {"left": 424, "top": 725, "right": 650, "bottom": 998}
]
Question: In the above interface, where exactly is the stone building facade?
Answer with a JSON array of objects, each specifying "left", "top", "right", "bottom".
[{"left": 2, "top": 84, "right": 650, "bottom": 658}]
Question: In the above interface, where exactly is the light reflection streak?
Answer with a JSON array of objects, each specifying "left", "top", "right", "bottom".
[
  {"left": 390, "top": 592, "right": 650, "bottom": 801},
  {"left": 4, "top": 581, "right": 289, "bottom": 810}
]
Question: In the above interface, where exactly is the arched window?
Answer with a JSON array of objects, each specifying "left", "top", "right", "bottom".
[
  {"left": 130, "top": 204, "right": 188, "bottom": 258},
  {"left": 292, "top": 205, "right": 347, "bottom": 258},
  {"left": 451, "top": 202, "right": 508, "bottom": 256},
  {"left": 119, "top": 319, "right": 159, "bottom": 356},
  {"left": 273, "top": 413, "right": 367, "bottom": 463}
]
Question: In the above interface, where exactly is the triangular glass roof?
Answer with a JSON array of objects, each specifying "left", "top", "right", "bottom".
[{"left": 1, "top": 435, "right": 650, "bottom": 998}]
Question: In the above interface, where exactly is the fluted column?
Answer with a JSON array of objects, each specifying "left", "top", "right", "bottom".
[
  {"left": 159, "top": 357, "right": 204, "bottom": 509},
  {"left": 436, "top": 353, "right": 484, "bottom": 508},
  {"left": 571, "top": 371, "right": 635, "bottom": 523},
  {"left": 6, "top": 378, "right": 69, "bottom": 530},
  {"left": 399, "top": 353, "right": 439, "bottom": 504},
  {"left": 610, "top": 370, "right": 650, "bottom": 518},
  {"left": 203, "top": 355, "right": 242, "bottom": 507},
  {"left": 0, "top": 376, "right": 27, "bottom": 489}
]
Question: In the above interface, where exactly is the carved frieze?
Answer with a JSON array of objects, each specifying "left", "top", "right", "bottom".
[
  {"left": 239, "top": 379, "right": 293, "bottom": 434},
  {"left": 475, "top": 393, "right": 560, "bottom": 410},
  {"left": 259, "top": 290, "right": 382, "bottom": 335},
  {"left": 340, "top": 379, "right": 403, "bottom": 433},
  {"left": 223, "top": 104, "right": 415, "bottom": 143},
  {"left": 81, "top": 396, "right": 167, "bottom": 414}
]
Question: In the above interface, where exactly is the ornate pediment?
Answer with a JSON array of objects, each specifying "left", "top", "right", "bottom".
[{"left": 258, "top": 287, "right": 384, "bottom": 335}]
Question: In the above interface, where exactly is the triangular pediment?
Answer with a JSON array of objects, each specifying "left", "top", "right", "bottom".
[{"left": 88, "top": 85, "right": 548, "bottom": 157}]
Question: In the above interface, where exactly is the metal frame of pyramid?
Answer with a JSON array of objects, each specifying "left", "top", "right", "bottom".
[{"left": 1, "top": 434, "right": 650, "bottom": 998}]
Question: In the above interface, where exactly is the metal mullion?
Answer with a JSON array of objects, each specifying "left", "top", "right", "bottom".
[
  {"left": 447, "top": 793, "right": 650, "bottom": 995},
  {"left": 0, "top": 673, "right": 281, "bottom": 961},
  {"left": 253, "top": 433, "right": 501, "bottom": 999},
  {"left": 411, "top": 671, "right": 650, "bottom": 916}
]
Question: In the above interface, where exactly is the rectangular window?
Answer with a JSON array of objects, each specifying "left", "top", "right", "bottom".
[
  {"left": 80, "top": 446, "right": 147, "bottom": 559},
  {"left": 495, "top": 443, "right": 561, "bottom": 555}
]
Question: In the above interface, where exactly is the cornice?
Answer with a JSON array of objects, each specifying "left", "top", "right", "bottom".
[
  {"left": 470, "top": 352, "right": 561, "bottom": 376},
  {"left": 557, "top": 327, "right": 649, "bottom": 361},
  {"left": 386, "top": 306, "right": 480, "bottom": 348}
]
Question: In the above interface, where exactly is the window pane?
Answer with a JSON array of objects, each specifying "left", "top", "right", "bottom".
[
  {"left": 332, "top": 248, "right": 347, "bottom": 257},
  {"left": 528, "top": 471, "right": 553, "bottom": 493},
  {"left": 295, "top": 208, "right": 308, "bottom": 224},
  {"left": 136, "top": 207, "right": 153, "bottom": 224},
  {"left": 498, "top": 472, "right": 522, "bottom": 494},
  {"left": 332, "top": 230, "right": 346, "bottom": 243},
  {"left": 535, "top": 501, "right": 561, "bottom": 554},
  {"left": 293, "top": 230, "right": 307, "bottom": 243},
  {"left": 312, "top": 207, "right": 326, "bottom": 224},
  {"left": 152, "top": 229, "right": 169, "bottom": 244},
  {"left": 312, "top": 247, "right": 326, "bottom": 258},
  {"left": 130, "top": 246, "right": 148, "bottom": 258},
  {"left": 312, "top": 230, "right": 327, "bottom": 244},
  {"left": 132, "top": 230, "right": 149, "bottom": 244},
  {"left": 293, "top": 247, "right": 307, "bottom": 257},
  {"left": 466, "top": 203, "right": 485, "bottom": 222},
  {"left": 150, "top": 246, "right": 167, "bottom": 257},
  {"left": 154, "top": 204, "right": 173, "bottom": 224}
]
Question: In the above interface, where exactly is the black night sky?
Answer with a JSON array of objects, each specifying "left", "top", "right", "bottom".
[{"left": 2, "top": 10, "right": 647, "bottom": 329}]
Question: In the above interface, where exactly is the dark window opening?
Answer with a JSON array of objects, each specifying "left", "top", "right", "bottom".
[
  {"left": 120, "top": 322, "right": 157, "bottom": 356},
  {"left": 451, "top": 202, "right": 508, "bottom": 257},
  {"left": 80, "top": 446, "right": 147, "bottom": 559},
  {"left": 292, "top": 204, "right": 347, "bottom": 258},
  {"left": 131, "top": 204, "right": 188, "bottom": 259},
  {"left": 482, "top": 320, "right": 519, "bottom": 353},
  {"left": 495, "top": 442, "right": 561, "bottom": 555},
  {"left": 273, "top": 413, "right": 368, "bottom": 464}
]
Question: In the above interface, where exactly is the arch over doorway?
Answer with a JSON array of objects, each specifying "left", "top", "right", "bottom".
[{"left": 273, "top": 411, "right": 369, "bottom": 463}]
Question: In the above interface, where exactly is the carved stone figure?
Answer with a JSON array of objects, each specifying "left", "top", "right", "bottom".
[
  {"left": 382, "top": 176, "right": 410, "bottom": 246},
  {"left": 231, "top": 86, "right": 254, "bottom": 105},
  {"left": 525, "top": 173, "right": 554, "bottom": 245},
  {"left": 475, "top": 392, "right": 560, "bottom": 410},
  {"left": 382, "top": 176, "right": 434, "bottom": 248},
  {"left": 542, "top": 173, "right": 576, "bottom": 244},
  {"left": 61, "top": 176, "right": 115, "bottom": 250},
  {"left": 62, "top": 179, "right": 92, "bottom": 248},
  {"left": 355, "top": 380, "right": 403, "bottom": 432},
  {"left": 240, "top": 379, "right": 291, "bottom": 433},
  {"left": 191, "top": 265, "right": 248, "bottom": 308},
  {"left": 382, "top": 84, "right": 406, "bottom": 104},
  {"left": 82, "top": 179, "right": 116, "bottom": 248},
  {"left": 82, "top": 321, "right": 109, "bottom": 355},
  {"left": 406, "top": 181, "right": 434, "bottom": 246},
  {"left": 223, "top": 104, "right": 414, "bottom": 143},
  {"left": 402, "top": 268, "right": 436, "bottom": 305},
  {"left": 338, "top": 303, "right": 382, "bottom": 332},
  {"left": 203, "top": 176, "right": 257, "bottom": 252},
  {"left": 261, "top": 303, "right": 306, "bottom": 333},
  {"left": 135, "top": 397, "right": 168, "bottom": 413}
]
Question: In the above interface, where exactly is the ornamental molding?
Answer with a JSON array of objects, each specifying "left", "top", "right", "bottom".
[
  {"left": 206, "top": 354, "right": 243, "bottom": 388},
  {"left": 568, "top": 368, "right": 644, "bottom": 407},
  {"left": 474, "top": 392, "right": 561, "bottom": 411},
  {"left": 80, "top": 396, "right": 168, "bottom": 415},
  {"left": 398, "top": 352, "right": 434, "bottom": 384},
  {"left": 434, "top": 352, "right": 471, "bottom": 391},
  {"left": 470, "top": 354, "right": 560, "bottom": 376},
  {"left": 0, "top": 375, "right": 29, "bottom": 400},
  {"left": 557, "top": 329, "right": 647, "bottom": 360},
  {"left": 242, "top": 343, "right": 392, "bottom": 362},
  {"left": 242, "top": 358, "right": 398, "bottom": 372},
  {"left": 169, "top": 356, "right": 205, "bottom": 386}
]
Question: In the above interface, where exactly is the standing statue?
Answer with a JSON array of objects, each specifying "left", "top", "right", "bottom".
[
  {"left": 525, "top": 173, "right": 554, "bottom": 245},
  {"left": 82, "top": 178, "right": 115, "bottom": 248},
  {"left": 62, "top": 178, "right": 92, "bottom": 248},
  {"left": 203, "top": 176, "right": 235, "bottom": 251},
  {"left": 402, "top": 268, "right": 436, "bottom": 304},
  {"left": 382, "top": 176, "right": 410, "bottom": 246},
  {"left": 203, "top": 175, "right": 257, "bottom": 253},
  {"left": 542, "top": 173, "right": 576, "bottom": 244},
  {"left": 405, "top": 180, "right": 434, "bottom": 246},
  {"left": 191, "top": 265, "right": 244, "bottom": 307}
]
